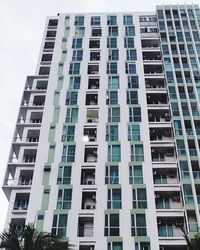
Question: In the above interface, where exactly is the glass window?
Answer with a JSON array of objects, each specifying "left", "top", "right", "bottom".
[
  {"left": 107, "top": 62, "right": 118, "bottom": 74},
  {"left": 131, "top": 144, "right": 144, "bottom": 162},
  {"left": 129, "top": 107, "right": 141, "bottom": 122},
  {"left": 105, "top": 214, "right": 119, "bottom": 236},
  {"left": 106, "top": 125, "right": 118, "bottom": 141},
  {"left": 108, "top": 189, "right": 121, "bottom": 209},
  {"left": 66, "top": 91, "right": 78, "bottom": 105},
  {"left": 108, "top": 26, "right": 118, "bottom": 36},
  {"left": 131, "top": 214, "right": 147, "bottom": 236},
  {"left": 57, "top": 166, "right": 72, "bottom": 184},
  {"left": 61, "top": 145, "right": 76, "bottom": 162},
  {"left": 91, "top": 16, "right": 101, "bottom": 26},
  {"left": 124, "top": 38, "right": 134, "bottom": 48},
  {"left": 66, "top": 107, "right": 78, "bottom": 123},
  {"left": 183, "top": 184, "right": 194, "bottom": 204},
  {"left": 74, "top": 16, "right": 84, "bottom": 26},
  {"left": 126, "top": 90, "right": 138, "bottom": 104},
  {"left": 125, "top": 26, "right": 135, "bottom": 36},
  {"left": 75, "top": 27, "right": 85, "bottom": 37},
  {"left": 69, "top": 76, "right": 81, "bottom": 89},
  {"left": 133, "top": 188, "right": 147, "bottom": 208},
  {"left": 57, "top": 189, "right": 72, "bottom": 209},
  {"left": 128, "top": 124, "right": 140, "bottom": 141},
  {"left": 108, "top": 49, "right": 119, "bottom": 61},
  {"left": 107, "top": 37, "right": 117, "bottom": 48},
  {"left": 135, "top": 242, "right": 150, "bottom": 250},
  {"left": 171, "top": 102, "right": 179, "bottom": 116},
  {"left": 108, "top": 76, "right": 119, "bottom": 89},
  {"left": 128, "top": 75, "right": 139, "bottom": 89},
  {"left": 107, "top": 15, "right": 117, "bottom": 25},
  {"left": 72, "top": 50, "right": 83, "bottom": 61},
  {"left": 157, "top": 9, "right": 164, "bottom": 19},
  {"left": 107, "top": 91, "right": 118, "bottom": 105},
  {"left": 123, "top": 15, "right": 133, "bottom": 25},
  {"left": 125, "top": 63, "right": 136, "bottom": 74},
  {"left": 105, "top": 165, "right": 119, "bottom": 184},
  {"left": 52, "top": 214, "right": 67, "bottom": 236},
  {"left": 108, "top": 144, "right": 121, "bottom": 162},
  {"left": 108, "top": 107, "right": 120, "bottom": 122},
  {"left": 72, "top": 38, "right": 82, "bottom": 48},
  {"left": 69, "top": 63, "right": 80, "bottom": 74},
  {"left": 62, "top": 125, "right": 75, "bottom": 142},
  {"left": 126, "top": 49, "right": 137, "bottom": 61},
  {"left": 129, "top": 165, "right": 143, "bottom": 184}
]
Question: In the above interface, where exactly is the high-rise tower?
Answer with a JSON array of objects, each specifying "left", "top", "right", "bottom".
[{"left": 2, "top": 4, "right": 200, "bottom": 250}]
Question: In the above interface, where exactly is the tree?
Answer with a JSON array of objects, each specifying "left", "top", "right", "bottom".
[
  {"left": 182, "top": 229, "right": 200, "bottom": 250},
  {"left": 0, "top": 224, "right": 73, "bottom": 250}
]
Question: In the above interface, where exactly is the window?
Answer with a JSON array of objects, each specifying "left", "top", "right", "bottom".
[
  {"left": 61, "top": 145, "right": 76, "bottom": 162},
  {"left": 125, "top": 26, "right": 135, "bottom": 36},
  {"left": 88, "top": 64, "right": 99, "bottom": 74},
  {"left": 108, "top": 242, "right": 123, "bottom": 250},
  {"left": 128, "top": 124, "right": 140, "bottom": 141},
  {"left": 107, "top": 62, "right": 118, "bottom": 74},
  {"left": 52, "top": 214, "right": 67, "bottom": 236},
  {"left": 124, "top": 37, "right": 134, "bottom": 48},
  {"left": 69, "top": 76, "right": 80, "bottom": 89},
  {"left": 124, "top": 15, "right": 133, "bottom": 25},
  {"left": 126, "top": 49, "right": 137, "bottom": 61},
  {"left": 126, "top": 90, "right": 138, "bottom": 104},
  {"left": 131, "top": 144, "right": 144, "bottom": 162},
  {"left": 74, "top": 16, "right": 84, "bottom": 26},
  {"left": 105, "top": 165, "right": 119, "bottom": 184},
  {"left": 106, "top": 125, "right": 118, "bottom": 141},
  {"left": 69, "top": 63, "right": 80, "bottom": 74},
  {"left": 107, "top": 91, "right": 118, "bottom": 105},
  {"left": 72, "top": 50, "right": 83, "bottom": 61},
  {"left": 108, "top": 26, "right": 118, "bottom": 36},
  {"left": 128, "top": 75, "right": 139, "bottom": 88},
  {"left": 131, "top": 214, "right": 147, "bottom": 236},
  {"left": 57, "top": 166, "right": 72, "bottom": 184},
  {"left": 105, "top": 214, "right": 119, "bottom": 236},
  {"left": 91, "top": 16, "right": 101, "bottom": 26},
  {"left": 108, "top": 49, "right": 119, "bottom": 61},
  {"left": 108, "top": 76, "right": 119, "bottom": 89},
  {"left": 66, "top": 107, "right": 78, "bottom": 123},
  {"left": 66, "top": 91, "right": 78, "bottom": 105},
  {"left": 57, "top": 189, "right": 72, "bottom": 209},
  {"left": 125, "top": 63, "right": 136, "bottom": 74},
  {"left": 129, "top": 107, "right": 141, "bottom": 122},
  {"left": 62, "top": 125, "right": 75, "bottom": 142},
  {"left": 107, "top": 15, "right": 117, "bottom": 25},
  {"left": 75, "top": 27, "right": 85, "bottom": 37},
  {"left": 107, "top": 37, "right": 117, "bottom": 48},
  {"left": 72, "top": 38, "right": 82, "bottom": 48},
  {"left": 91, "top": 28, "right": 102, "bottom": 36},
  {"left": 135, "top": 242, "right": 150, "bottom": 250},
  {"left": 108, "top": 145, "right": 121, "bottom": 162},
  {"left": 108, "top": 107, "right": 120, "bottom": 122},
  {"left": 183, "top": 184, "right": 194, "bottom": 204},
  {"left": 133, "top": 188, "right": 147, "bottom": 208},
  {"left": 108, "top": 189, "right": 121, "bottom": 209},
  {"left": 89, "top": 39, "right": 100, "bottom": 48},
  {"left": 129, "top": 165, "right": 143, "bottom": 184}
]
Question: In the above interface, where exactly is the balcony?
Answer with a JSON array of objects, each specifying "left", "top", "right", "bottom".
[
  {"left": 90, "top": 51, "right": 100, "bottom": 61},
  {"left": 147, "top": 93, "right": 168, "bottom": 106},
  {"left": 85, "top": 93, "right": 98, "bottom": 105},
  {"left": 157, "top": 217, "right": 184, "bottom": 238},
  {"left": 155, "top": 191, "right": 183, "bottom": 210},
  {"left": 81, "top": 168, "right": 95, "bottom": 185},
  {"left": 83, "top": 127, "right": 97, "bottom": 142},
  {"left": 10, "top": 218, "right": 25, "bottom": 232},
  {"left": 141, "top": 39, "right": 160, "bottom": 49},
  {"left": 89, "top": 39, "right": 100, "bottom": 49},
  {"left": 86, "top": 109, "right": 99, "bottom": 123},
  {"left": 79, "top": 246, "right": 95, "bottom": 250},
  {"left": 153, "top": 169, "right": 179, "bottom": 185},
  {"left": 143, "top": 51, "right": 161, "bottom": 61},
  {"left": 144, "top": 64, "right": 163, "bottom": 75},
  {"left": 18, "top": 170, "right": 33, "bottom": 186},
  {"left": 88, "top": 77, "right": 99, "bottom": 89},
  {"left": 88, "top": 64, "right": 99, "bottom": 75},
  {"left": 84, "top": 147, "right": 97, "bottom": 163},
  {"left": 151, "top": 147, "right": 176, "bottom": 163},
  {"left": 78, "top": 217, "right": 94, "bottom": 237},
  {"left": 150, "top": 128, "right": 173, "bottom": 142},
  {"left": 148, "top": 110, "right": 171, "bottom": 124},
  {"left": 14, "top": 130, "right": 40, "bottom": 144},
  {"left": 13, "top": 193, "right": 30, "bottom": 211},
  {"left": 145, "top": 78, "right": 165, "bottom": 90},
  {"left": 82, "top": 192, "right": 96, "bottom": 210}
]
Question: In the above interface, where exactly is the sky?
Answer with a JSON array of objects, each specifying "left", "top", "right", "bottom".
[{"left": 0, "top": 0, "right": 199, "bottom": 232}]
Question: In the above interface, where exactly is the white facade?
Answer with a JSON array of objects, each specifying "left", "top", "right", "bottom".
[{"left": 3, "top": 5, "right": 200, "bottom": 250}]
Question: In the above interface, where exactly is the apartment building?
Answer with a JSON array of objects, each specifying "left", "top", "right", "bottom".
[{"left": 2, "top": 4, "right": 200, "bottom": 250}]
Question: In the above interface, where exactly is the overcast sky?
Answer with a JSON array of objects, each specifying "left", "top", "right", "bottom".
[{"left": 0, "top": 0, "right": 199, "bottom": 232}]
